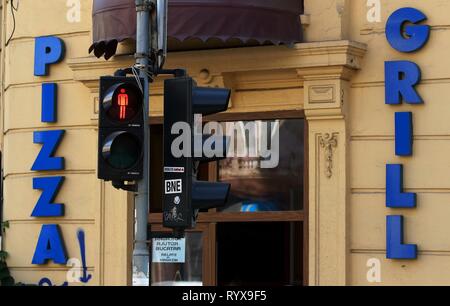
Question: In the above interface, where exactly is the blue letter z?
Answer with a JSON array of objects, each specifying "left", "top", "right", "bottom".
[
  {"left": 31, "top": 130, "right": 65, "bottom": 171},
  {"left": 31, "top": 176, "right": 65, "bottom": 217}
]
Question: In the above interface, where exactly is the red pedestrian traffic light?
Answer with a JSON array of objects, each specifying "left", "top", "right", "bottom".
[
  {"left": 98, "top": 76, "right": 144, "bottom": 182},
  {"left": 102, "top": 82, "right": 142, "bottom": 124}
]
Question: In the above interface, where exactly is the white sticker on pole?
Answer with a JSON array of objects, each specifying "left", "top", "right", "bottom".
[
  {"left": 152, "top": 238, "right": 186, "bottom": 263},
  {"left": 164, "top": 167, "right": 185, "bottom": 173},
  {"left": 165, "top": 179, "right": 182, "bottom": 194}
]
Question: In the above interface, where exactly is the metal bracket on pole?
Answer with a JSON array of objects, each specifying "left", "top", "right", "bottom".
[
  {"left": 114, "top": 68, "right": 135, "bottom": 77},
  {"left": 135, "top": 0, "right": 154, "bottom": 12},
  {"left": 135, "top": 52, "right": 149, "bottom": 60},
  {"left": 148, "top": 68, "right": 187, "bottom": 78},
  {"left": 148, "top": 224, "right": 185, "bottom": 240},
  {"left": 112, "top": 180, "right": 138, "bottom": 192},
  {"left": 155, "top": 68, "right": 187, "bottom": 78},
  {"left": 150, "top": 232, "right": 185, "bottom": 239}
]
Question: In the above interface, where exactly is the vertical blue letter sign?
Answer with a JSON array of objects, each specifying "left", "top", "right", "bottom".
[
  {"left": 384, "top": 6, "right": 426, "bottom": 261},
  {"left": 386, "top": 7, "right": 430, "bottom": 53},
  {"left": 34, "top": 36, "right": 65, "bottom": 76},
  {"left": 386, "top": 216, "right": 417, "bottom": 259},
  {"left": 32, "top": 36, "right": 69, "bottom": 268}
]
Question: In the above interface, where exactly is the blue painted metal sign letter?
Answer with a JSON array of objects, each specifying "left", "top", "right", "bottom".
[
  {"left": 385, "top": 61, "right": 423, "bottom": 105},
  {"left": 386, "top": 215, "right": 418, "bottom": 259},
  {"left": 31, "top": 130, "right": 65, "bottom": 171},
  {"left": 32, "top": 224, "right": 68, "bottom": 265},
  {"left": 395, "top": 112, "right": 413, "bottom": 156},
  {"left": 386, "top": 7, "right": 430, "bottom": 53},
  {"left": 386, "top": 164, "right": 416, "bottom": 208},
  {"left": 34, "top": 36, "right": 65, "bottom": 76},
  {"left": 42, "top": 83, "right": 58, "bottom": 123},
  {"left": 31, "top": 177, "right": 65, "bottom": 217}
]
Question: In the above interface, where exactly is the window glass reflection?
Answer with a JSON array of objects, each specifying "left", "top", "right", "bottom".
[{"left": 219, "top": 119, "right": 304, "bottom": 212}]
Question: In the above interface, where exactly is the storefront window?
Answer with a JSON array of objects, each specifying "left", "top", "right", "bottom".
[
  {"left": 219, "top": 119, "right": 304, "bottom": 212},
  {"left": 149, "top": 116, "right": 306, "bottom": 286},
  {"left": 151, "top": 232, "right": 203, "bottom": 286}
]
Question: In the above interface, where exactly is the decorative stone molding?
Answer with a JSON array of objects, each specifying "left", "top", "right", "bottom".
[
  {"left": 299, "top": 41, "right": 365, "bottom": 286},
  {"left": 68, "top": 40, "right": 366, "bottom": 91},
  {"left": 68, "top": 40, "right": 366, "bottom": 122},
  {"left": 319, "top": 133, "right": 338, "bottom": 178},
  {"left": 298, "top": 68, "right": 352, "bottom": 120}
]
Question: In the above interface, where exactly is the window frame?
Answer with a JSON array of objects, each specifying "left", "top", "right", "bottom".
[{"left": 148, "top": 110, "right": 309, "bottom": 286}]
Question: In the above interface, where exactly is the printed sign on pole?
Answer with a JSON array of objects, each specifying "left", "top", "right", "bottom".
[{"left": 152, "top": 238, "right": 186, "bottom": 263}]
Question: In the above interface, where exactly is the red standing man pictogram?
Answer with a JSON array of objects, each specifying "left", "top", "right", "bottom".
[{"left": 118, "top": 88, "right": 129, "bottom": 120}]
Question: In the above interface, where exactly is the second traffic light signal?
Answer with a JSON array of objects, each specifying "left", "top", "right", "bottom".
[
  {"left": 163, "top": 76, "right": 231, "bottom": 231},
  {"left": 98, "top": 76, "right": 144, "bottom": 182}
]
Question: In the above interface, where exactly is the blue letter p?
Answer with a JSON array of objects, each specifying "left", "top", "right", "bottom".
[{"left": 34, "top": 36, "right": 65, "bottom": 76}]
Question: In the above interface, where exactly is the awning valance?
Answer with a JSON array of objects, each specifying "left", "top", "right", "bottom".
[{"left": 91, "top": 0, "right": 303, "bottom": 59}]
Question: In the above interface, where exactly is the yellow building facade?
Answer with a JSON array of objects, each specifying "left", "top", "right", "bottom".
[{"left": 1, "top": 0, "right": 449, "bottom": 286}]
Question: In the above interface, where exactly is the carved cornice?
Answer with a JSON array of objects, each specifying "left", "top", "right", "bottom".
[
  {"left": 67, "top": 40, "right": 366, "bottom": 120},
  {"left": 67, "top": 40, "right": 366, "bottom": 89}
]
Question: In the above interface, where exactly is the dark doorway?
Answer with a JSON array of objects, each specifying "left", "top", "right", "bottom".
[{"left": 217, "top": 222, "right": 303, "bottom": 286}]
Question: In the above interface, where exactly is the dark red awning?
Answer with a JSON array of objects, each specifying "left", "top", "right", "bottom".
[{"left": 91, "top": 0, "right": 303, "bottom": 58}]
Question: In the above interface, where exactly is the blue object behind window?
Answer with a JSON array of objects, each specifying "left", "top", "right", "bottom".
[{"left": 241, "top": 202, "right": 278, "bottom": 212}]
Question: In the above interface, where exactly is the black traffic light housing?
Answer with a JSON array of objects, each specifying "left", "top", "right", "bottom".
[
  {"left": 98, "top": 76, "right": 144, "bottom": 183},
  {"left": 163, "top": 76, "right": 231, "bottom": 231}
]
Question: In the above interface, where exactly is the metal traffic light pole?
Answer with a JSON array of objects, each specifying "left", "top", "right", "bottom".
[{"left": 133, "top": 0, "right": 152, "bottom": 285}]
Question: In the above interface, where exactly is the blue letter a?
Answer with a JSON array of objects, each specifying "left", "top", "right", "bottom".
[{"left": 32, "top": 224, "right": 68, "bottom": 265}]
